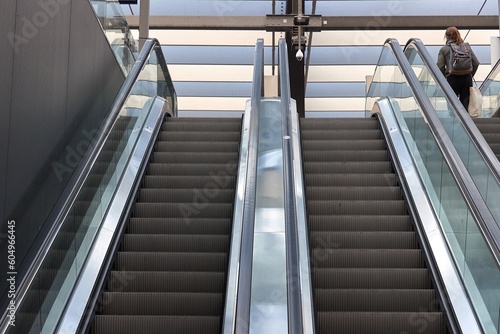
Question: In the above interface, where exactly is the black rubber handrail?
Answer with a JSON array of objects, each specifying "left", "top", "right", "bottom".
[
  {"left": 278, "top": 38, "right": 304, "bottom": 334},
  {"left": 234, "top": 38, "right": 264, "bottom": 334},
  {"left": 387, "top": 38, "right": 500, "bottom": 267}
]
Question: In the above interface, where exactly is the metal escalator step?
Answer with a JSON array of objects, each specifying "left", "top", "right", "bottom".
[
  {"left": 310, "top": 249, "right": 425, "bottom": 268},
  {"left": 167, "top": 117, "right": 241, "bottom": 122},
  {"left": 300, "top": 118, "right": 379, "bottom": 130},
  {"left": 143, "top": 175, "right": 236, "bottom": 189},
  {"left": 154, "top": 141, "right": 240, "bottom": 153},
  {"left": 305, "top": 174, "right": 397, "bottom": 187},
  {"left": 313, "top": 268, "right": 431, "bottom": 289},
  {"left": 122, "top": 234, "right": 229, "bottom": 252},
  {"left": 137, "top": 188, "right": 234, "bottom": 203},
  {"left": 128, "top": 218, "right": 231, "bottom": 235},
  {"left": 151, "top": 152, "right": 238, "bottom": 164},
  {"left": 306, "top": 187, "right": 402, "bottom": 201},
  {"left": 159, "top": 131, "right": 240, "bottom": 142},
  {"left": 488, "top": 142, "right": 500, "bottom": 154},
  {"left": 133, "top": 202, "right": 233, "bottom": 218},
  {"left": 100, "top": 292, "right": 223, "bottom": 315},
  {"left": 476, "top": 130, "right": 500, "bottom": 143},
  {"left": 309, "top": 231, "right": 418, "bottom": 249},
  {"left": 316, "top": 312, "right": 445, "bottom": 334},
  {"left": 473, "top": 123, "right": 500, "bottom": 133},
  {"left": 114, "top": 252, "right": 228, "bottom": 271},
  {"left": 307, "top": 200, "right": 407, "bottom": 215},
  {"left": 162, "top": 123, "right": 240, "bottom": 132},
  {"left": 147, "top": 163, "right": 237, "bottom": 176},
  {"left": 106, "top": 271, "right": 225, "bottom": 292},
  {"left": 314, "top": 289, "right": 439, "bottom": 312},
  {"left": 308, "top": 215, "right": 411, "bottom": 231},
  {"left": 300, "top": 129, "right": 382, "bottom": 141},
  {"left": 301, "top": 140, "right": 386, "bottom": 151},
  {"left": 303, "top": 150, "right": 389, "bottom": 162},
  {"left": 92, "top": 315, "right": 220, "bottom": 334},
  {"left": 303, "top": 161, "right": 393, "bottom": 174}
]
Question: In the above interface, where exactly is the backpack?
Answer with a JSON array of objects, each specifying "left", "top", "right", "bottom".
[{"left": 447, "top": 42, "right": 473, "bottom": 75}]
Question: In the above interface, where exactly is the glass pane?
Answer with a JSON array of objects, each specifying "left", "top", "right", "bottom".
[
  {"left": 405, "top": 44, "right": 500, "bottom": 231},
  {"left": 91, "top": 0, "right": 137, "bottom": 74}
]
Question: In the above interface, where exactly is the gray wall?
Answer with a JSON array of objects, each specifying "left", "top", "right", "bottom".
[{"left": 0, "top": 0, "right": 125, "bottom": 295}]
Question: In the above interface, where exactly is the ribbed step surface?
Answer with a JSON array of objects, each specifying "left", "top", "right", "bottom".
[
  {"left": 92, "top": 117, "right": 241, "bottom": 334},
  {"left": 301, "top": 118, "right": 448, "bottom": 334},
  {"left": 473, "top": 117, "right": 500, "bottom": 160}
]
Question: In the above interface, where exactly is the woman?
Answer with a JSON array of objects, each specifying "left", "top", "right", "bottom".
[{"left": 437, "top": 26, "right": 480, "bottom": 110}]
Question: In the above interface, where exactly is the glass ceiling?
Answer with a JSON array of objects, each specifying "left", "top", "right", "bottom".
[{"left": 122, "top": 0, "right": 498, "bottom": 17}]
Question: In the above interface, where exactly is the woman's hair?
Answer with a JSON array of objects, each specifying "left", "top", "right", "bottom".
[{"left": 445, "top": 26, "right": 464, "bottom": 44}]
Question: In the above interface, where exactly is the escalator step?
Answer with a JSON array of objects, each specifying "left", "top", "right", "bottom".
[
  {"left": 92, "top": 315, "right": 220, "bottom": 334},
  {"left": 309, "top": 231, "right": 418, "bottom": 249},
  {"left": 303, "top": 161, "right": 393, "bottom": 174},
  {"left": 127, "top": 218, "right": 231, "bottom": 235},
  {"left": 154, "top": 141, "right": 240, "bottom": 153},
  {"left": 143, "top": 175, "right": 236, "bottom": 189},
  {"left": 151, "top": 152, "right": 238, "bottom": 164},
  {"left": 303, "top": 150, "right": 388, "bottom": 162},
  {"left": 305, "top": 174, "right": 397, "bottom": 187},
  {"left": 314, "top": 289, "right": 438, "bottom": 312},
  {"left": 313, "top": 268, "right": 431, "bottom": 289},
  {"left": 316, "top": 312, "right": 445, "bottom": 334},
  {"left": 301, "top": 139, "right": 386, "bottom": 151},
  {"left": 159, "top": 131, "right": 240, "bottom": 142},
  {"left": 113, "top": 252, "right": 228, "bottom": 271},
  {"left": 300, "top": 118, "right": 379, "bottom": 130},
  {"left": 132, "top": 202, "right": 233, "bottom": 218},
  {"left": 99, "top": 292, "right": 223, "bottom": 315},
  {"left": 147, "top": 163, "right": 237, "bottom": 176},
  {"left": 310, "top": 249, "right": 425, "bottom": 268},
  {"left": 106, "top": 271, "right": 225, "bottom": 292},
  {"left": 137, "top": 188, "right": 234, "bottom": 203},
  {"left": 306, "top": 186, "right": 402, "bottom": 200},
  {"left": 301, "top": 129, "right": 382, "bottom": 141},
  {"left": 307, "top": 200, "right": 407, "bottom": 215},
  {"left": 162, "top": 121, "right": 240, "bottom": 132},
  {"left": 308, "top": 215, "right": 411, "bottom": 231},
  {"left": 121, "top": 234, "right": 229, "bottom": 252}
]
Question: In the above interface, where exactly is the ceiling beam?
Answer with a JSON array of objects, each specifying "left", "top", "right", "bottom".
[{"left": 125, "top": 15, "right": 500, "bottom": 31}]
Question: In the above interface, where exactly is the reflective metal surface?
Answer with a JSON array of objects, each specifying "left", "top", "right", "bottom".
[
  {"left": 250, "top": 99, "right": 288, "bottom": 334},
  {"left": 289, "top": 106, "right": 316, "bottom": 334},
  {"left": 373, "top": 98, "right": 483, "bottom": 334},
  {"left": 222, "top": 100, "right": 252, "bottom": 334}
]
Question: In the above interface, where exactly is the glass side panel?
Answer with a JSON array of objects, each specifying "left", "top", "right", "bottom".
[
  {"left": 367, "top": 43, "right": 500, "bottom": 333},
  {"left": 480, "top": 60, "right": 500, "bottom": 117},
  {"left": 7, "top": 43, "right": 174, "bottom": 334},
  {"left": 404, "top": 44, "right": 500, "bottom": 231},
  {"left": 91, "top": 0, "right": 137, "bottom": 74}
]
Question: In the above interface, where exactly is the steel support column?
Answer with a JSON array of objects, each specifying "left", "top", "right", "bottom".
[{"left": 286, "top": 0, "right": 305, "bottom": 118}]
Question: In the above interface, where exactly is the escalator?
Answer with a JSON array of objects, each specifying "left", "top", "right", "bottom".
[
  {"left": 301, "top": 117, "right": 448, "bottom": 333},
  {"left": 91, "top": 117, "right": 241, "bottom": 333},
  {"left": 472, "top": 117, "right": 500, "bottom": 162}
]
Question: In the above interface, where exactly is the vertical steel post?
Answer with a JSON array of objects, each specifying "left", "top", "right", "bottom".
[{"left": 139, "top": 0, "right": 150, "bottom": 50}]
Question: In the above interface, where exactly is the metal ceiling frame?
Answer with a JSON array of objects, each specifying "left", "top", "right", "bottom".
[{"left": 125, "top": 15, "right": 499, "bottom": 30}]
